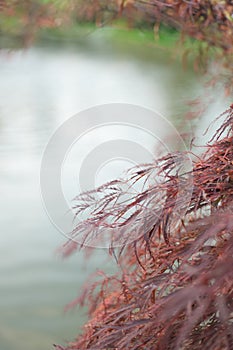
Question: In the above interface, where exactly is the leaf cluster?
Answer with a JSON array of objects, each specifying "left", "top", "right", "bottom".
[{"left": 56, "top": 108, "right": 233, "bottom": 350}]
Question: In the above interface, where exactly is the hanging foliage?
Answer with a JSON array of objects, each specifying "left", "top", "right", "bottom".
[{"left": 54, "top": 107, "right": 233, "bottom": 350}]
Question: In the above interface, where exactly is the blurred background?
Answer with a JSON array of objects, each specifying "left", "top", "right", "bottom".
[{"left": 0, "top": 1, "right": 230, "bottom": 349}]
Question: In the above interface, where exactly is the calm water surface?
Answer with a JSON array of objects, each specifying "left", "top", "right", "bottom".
[{"left": 0, "top": 33, "right": 228, "bottom": 350}]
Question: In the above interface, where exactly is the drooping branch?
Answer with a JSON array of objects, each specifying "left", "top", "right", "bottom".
[
  {"left": 57, "top": 107, "right": 233, "bottom": 350},
  {"left": 132, "top": 0, "right": 233, "bottom": 52}
]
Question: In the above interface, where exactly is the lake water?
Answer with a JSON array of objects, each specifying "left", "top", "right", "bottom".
[{"left": 0, "top": 30, "right": 229, "bottom": 349}]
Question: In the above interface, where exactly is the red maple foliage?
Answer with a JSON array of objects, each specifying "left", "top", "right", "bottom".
[{"left": 54, "top": 107, "right": 233, "bottom": 350}]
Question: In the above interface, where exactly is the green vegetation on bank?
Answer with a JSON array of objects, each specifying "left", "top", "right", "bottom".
[
  {"left": 37, "top": 21, "right": 179, "bottom": 46},
  {"left": 0, "top": 15, "right": 179, "bottom": 48},
  {"left": 1, "top": 17, "right": 202, "bottom": 69}
]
